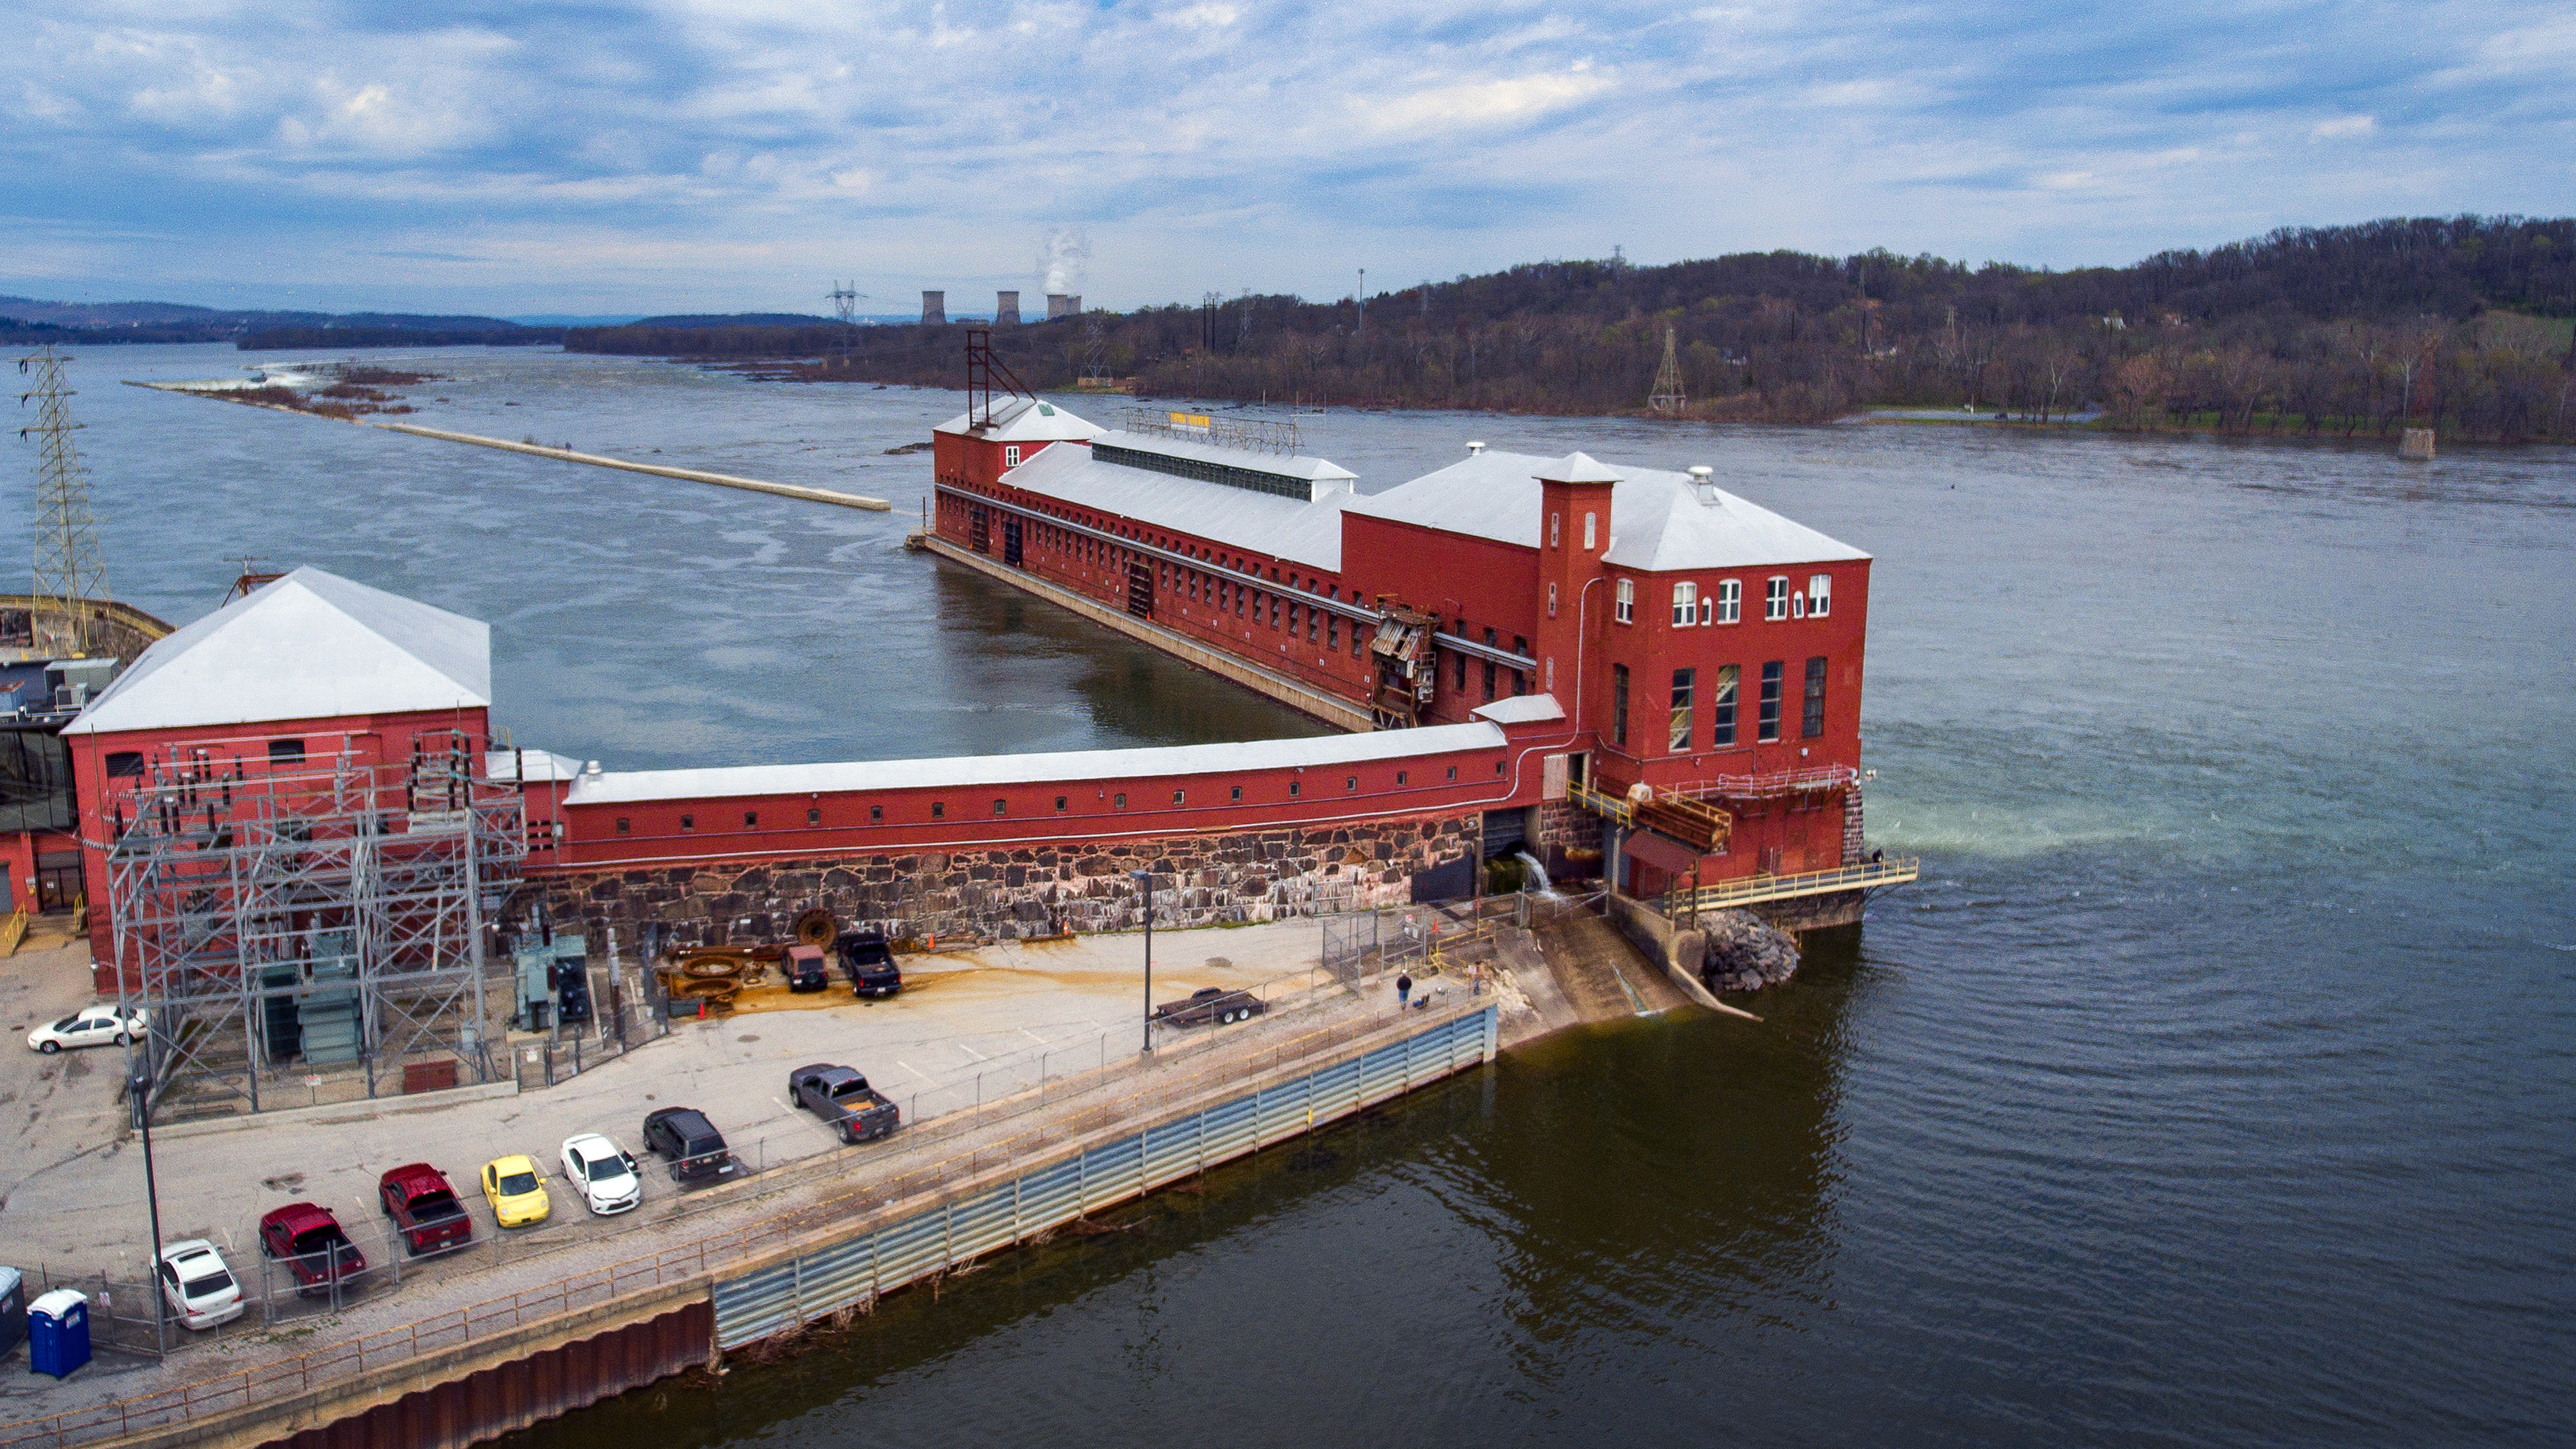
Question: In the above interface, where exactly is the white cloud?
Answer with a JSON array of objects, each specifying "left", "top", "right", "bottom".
[
  {"left": 0, "top": 0, "right": 2565, "bottom": 312},
  {"left": 1362, "top": 66, "right": 1613, "bottom": 134}
]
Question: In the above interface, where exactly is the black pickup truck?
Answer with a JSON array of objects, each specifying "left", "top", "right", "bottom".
[
  {"left": 836, "top": 930, "right": 903, "bottom": 999},
  {"left": 788, "top": 1063, "right": 902, "bottom": 1143},
  {"left": 1152, "top": 986, "right": 1267, "bottom": 1027}
]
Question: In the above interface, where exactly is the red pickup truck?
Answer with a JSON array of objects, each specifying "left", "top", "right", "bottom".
[
  {"left": 258, "top": 1203, "right": 367, "bottom": 1297},
  {"left": 377, "top": 1163, "right": 473, "bottom": 1255}
]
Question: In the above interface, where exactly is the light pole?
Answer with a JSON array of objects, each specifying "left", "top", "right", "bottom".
[
  {"left": 127, "top": 1060, "right": 168, "bottom": 1354},
  {"left": 1131, "top": 868, "right": 1153, "bottom": 1056}
]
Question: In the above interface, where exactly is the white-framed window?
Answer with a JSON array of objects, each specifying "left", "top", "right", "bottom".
[
  {"left": 1003, "top": 445, "right": 1022, "bottom": 467},
  {"left": 1548, "top": 582, "right": 1558, "bottom": 618},
  {"left": 1550, "top": 512, "right": 1561, "bottom": 548},
  {"left": 1614, "top": 578, "right": 1634, "bottom": 624},
  {"left": 1808, "top": 573, "right": 1833, "bottom": 617},
  {"left": 1699, "top": 598, "right": 1713, "bottom": 626},
  {"left": 1583, "top": 512, "right": 1598, "bottom": 551},
  {"left": 1670, "top": 581, "right": 1698, "bottom": 627},
  {"left": 1717, "top": 579, "right": 1741, "bottom": 624},
  {"left": 1766, "top": 576, "right": 1790, "bottom": 620}
]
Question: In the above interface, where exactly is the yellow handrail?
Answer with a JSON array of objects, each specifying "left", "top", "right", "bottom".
[
  {"left": 1667, "top": 856, "right": 1921, "bottom": 915},
  {"left": 0, "top": 908, "right": 26, "bottom": 958}
]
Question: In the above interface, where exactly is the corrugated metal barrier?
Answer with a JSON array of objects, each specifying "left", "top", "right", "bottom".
[
  {"left": 255, "top": 1300, "right": 712, "bottom": 1449},
  {"left": 714, "top": 1005, "right": 1498, "bottom": 1349}
]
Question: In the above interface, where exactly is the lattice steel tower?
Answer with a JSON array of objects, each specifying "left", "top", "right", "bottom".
[
  {"left": 1648, "top": 327, "right": 1687, "bottom": 415},
  {"left": 17, "top": 345, "right": 111, "bottom": 654}
]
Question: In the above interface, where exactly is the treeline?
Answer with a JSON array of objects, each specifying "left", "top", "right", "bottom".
[{"left": 563, "top": 214, "right": 2576, "bottom": 441}]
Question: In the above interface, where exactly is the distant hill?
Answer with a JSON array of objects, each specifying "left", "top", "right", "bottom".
[
  {"left": 629, "top": 312, "right": 839, "bottom": 329},
  {"left": 0, "top": 293, "right": 541, "bottom": 346},
  {"left": 566, "top": 213, "right": 2576, "bottom": 442}
]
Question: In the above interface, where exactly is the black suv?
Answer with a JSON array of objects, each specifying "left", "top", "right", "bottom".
[{"left": 641, "top": 1106, "right": 733, "bottom": 1181}]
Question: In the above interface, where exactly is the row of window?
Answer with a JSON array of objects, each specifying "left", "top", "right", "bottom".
[
  {"left": 1614, "top": 574, "right": 1831, "bottom": 627},
  {"left": 1448, "top": 622, "right": 1531, "bottom": 704},
  {"left": 605, "top": 760, "right": 1509, "bottom": 835},
  {"left": 1163, "top": 560, "right": 1363, "bottom": 655},
  {"left": 1610, "top": 656, "right": 1829, "bottom": 752}
]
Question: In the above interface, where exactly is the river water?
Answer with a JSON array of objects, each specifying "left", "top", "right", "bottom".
[{"left": 34, "top": 345, "right": 2576, "bottom": 1445}]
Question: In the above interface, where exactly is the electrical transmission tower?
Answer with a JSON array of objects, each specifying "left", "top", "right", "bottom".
[
  {"left": 826, "top": 282, "right": 868, "bottom": 370},
  {"left": 1083, "top": 313, "right": 1107, "bottom": 387},
  {"left": 1648, "top": 326, "right": 1687, "bottom": 415},
  {"left": 17, "top": 345, "right": 111, "bottom": 655}
]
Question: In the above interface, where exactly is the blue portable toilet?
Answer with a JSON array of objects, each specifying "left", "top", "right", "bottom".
[{"left": 27, "top": 1289, "right": 88, "bottom": 1379}]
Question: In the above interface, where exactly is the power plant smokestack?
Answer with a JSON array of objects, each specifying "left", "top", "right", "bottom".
[
  {"left": 1047, "top": 293, "right": 1079, "bottom": 321},
  {"left": 995, "top": 290, "right": 1020, "bottom": 326},
  {"left": 921, "top": 290, "right": 946, "bottom": 325}
]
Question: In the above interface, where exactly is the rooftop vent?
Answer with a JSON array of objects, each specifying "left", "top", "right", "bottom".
[
  {"left": 1688, "top": 464, "right": 1717, "bottom": 504},
  {"left": 585, "top": 760, "right": 602, "bottom": 778},
  {"left": 1466, "top": 441, "right": 1486, "bottom": 456}
]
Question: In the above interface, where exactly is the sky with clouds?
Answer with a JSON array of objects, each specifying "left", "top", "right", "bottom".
[{"left": 5, "top": 0, "right": 2572, "bottom": 315}]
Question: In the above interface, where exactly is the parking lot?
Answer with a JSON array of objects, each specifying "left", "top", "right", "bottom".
[{"left": 0, "top": 919, "right": 1335, "bottom": 1348}]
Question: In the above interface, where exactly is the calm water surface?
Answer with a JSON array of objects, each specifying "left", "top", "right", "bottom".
[{"left": 34, "top": 345, "right": 2576, "bottom": 1446}]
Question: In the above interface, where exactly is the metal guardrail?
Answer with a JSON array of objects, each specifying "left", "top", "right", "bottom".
[
  {"left": 0, "top": 992, "right": 1484, "bottom": 1449},
  {"left": 712, "top": 1005, "right": 1499, "bottom": 1348},
  {"left": 1661, "top": 856, "right": 1921, "bottom": 915},
  {"left": 1567, "top": 780, "right": 1633, "bottom": 828}
]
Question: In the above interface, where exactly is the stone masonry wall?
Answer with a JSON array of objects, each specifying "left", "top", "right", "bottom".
[
  {"left": 530, "top": 813, "right": 1484, "bottom": 956},
  {"left": 1536, "top": 797, "right": 1604, "bottom": 879}
]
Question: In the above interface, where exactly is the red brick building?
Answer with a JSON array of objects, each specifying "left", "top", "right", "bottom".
[{"left": 932, "top": 402, "right": 1875, "bottom": 893}]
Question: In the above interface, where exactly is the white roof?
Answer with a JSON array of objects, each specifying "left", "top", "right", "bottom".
[
  {"left": 995, "top": 434, "right": 1355, "bottom": 572},
  {"left": 934, "top": 396, "right": 1105, "bottom": 444},
  {"left": 66, "top": 566, "right": 490, "bottom": 736},
  {"left": 487, "top": 749, "right": 585, "bottom": 784},
  {"left": 1472, "top": 694, "right": 1564, "bottom": 725},
  {"left": 567, "top": 721, "right": 1509, "bottom": 806},
  {"left": 1346, "top": 449, "right": 1869, "bottom": 572},
  {"left": 1092, "top": 429, "right": 1357, "bottom": 486}
]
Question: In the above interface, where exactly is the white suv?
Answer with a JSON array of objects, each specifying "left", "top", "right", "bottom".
[{"left": 27, "top": 1005, "right": 147, "bottom": 1054}]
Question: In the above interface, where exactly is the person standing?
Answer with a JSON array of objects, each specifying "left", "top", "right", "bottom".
[{"left": 1396, "top": 972, "right": 1413, "bottom": 1009}]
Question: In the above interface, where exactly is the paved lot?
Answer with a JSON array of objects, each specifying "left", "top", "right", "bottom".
[
  {"left": 0, "top": 921, "right": 1335, "bottom": 1287},
  {"left": 0, "top": 931, "right": 1489, "bottom": 1425},
  {"left": 0, "top": 944, "right": 133, "bottom": 1223}
]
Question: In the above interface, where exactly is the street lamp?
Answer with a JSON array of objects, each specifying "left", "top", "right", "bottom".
[
  {"left": 1131, "top": 868, "right": 1154, "bottom": 1056},
  {"left": 127, "top": 1060, "right": 169, "bottom": 1354}
]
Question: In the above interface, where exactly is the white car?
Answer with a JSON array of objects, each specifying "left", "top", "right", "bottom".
[
  {"left": 156, "top": 1240, "right": 244, "bottom": 1330},
  {"left": 559, "top": 1133, "right": 642, "bottom": 1216},
  {"left": 27, "top": 1005, "right": 147, "bottom": 1054}
]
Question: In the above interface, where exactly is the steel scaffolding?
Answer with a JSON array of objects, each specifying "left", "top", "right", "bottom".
[{"left": 104, "top": 729, "right": 525, "bottom": 1114}]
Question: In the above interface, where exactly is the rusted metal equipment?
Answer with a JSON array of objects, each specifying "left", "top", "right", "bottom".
[
  {"left": 1630, "top": 788, "right": 1732, "bottom": 854},
  {"left": 1367, "top": 602, "right": 1441, "bottom": 728}
]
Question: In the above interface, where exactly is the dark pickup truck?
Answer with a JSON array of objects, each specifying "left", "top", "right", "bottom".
[
  {"left": 1153, "top": 986, "right": 1267, "bottom": 1027},
  {"left": 377, "top": 1162, "right": 473, "bottom": 1255},
  {"left": 788, "top": 1063, "right": 902, "bottom": 1143},
  {"left": 836, "top": 930, "right": 903, "bottom": 999},
  {"left": 258, "top": 1203, "right": 367, "bottom": 1297}
]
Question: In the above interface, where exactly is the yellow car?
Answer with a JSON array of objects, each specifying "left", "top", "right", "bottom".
[{"left": 480, "top": 1154, "right": 551, "bottom": 1227}]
